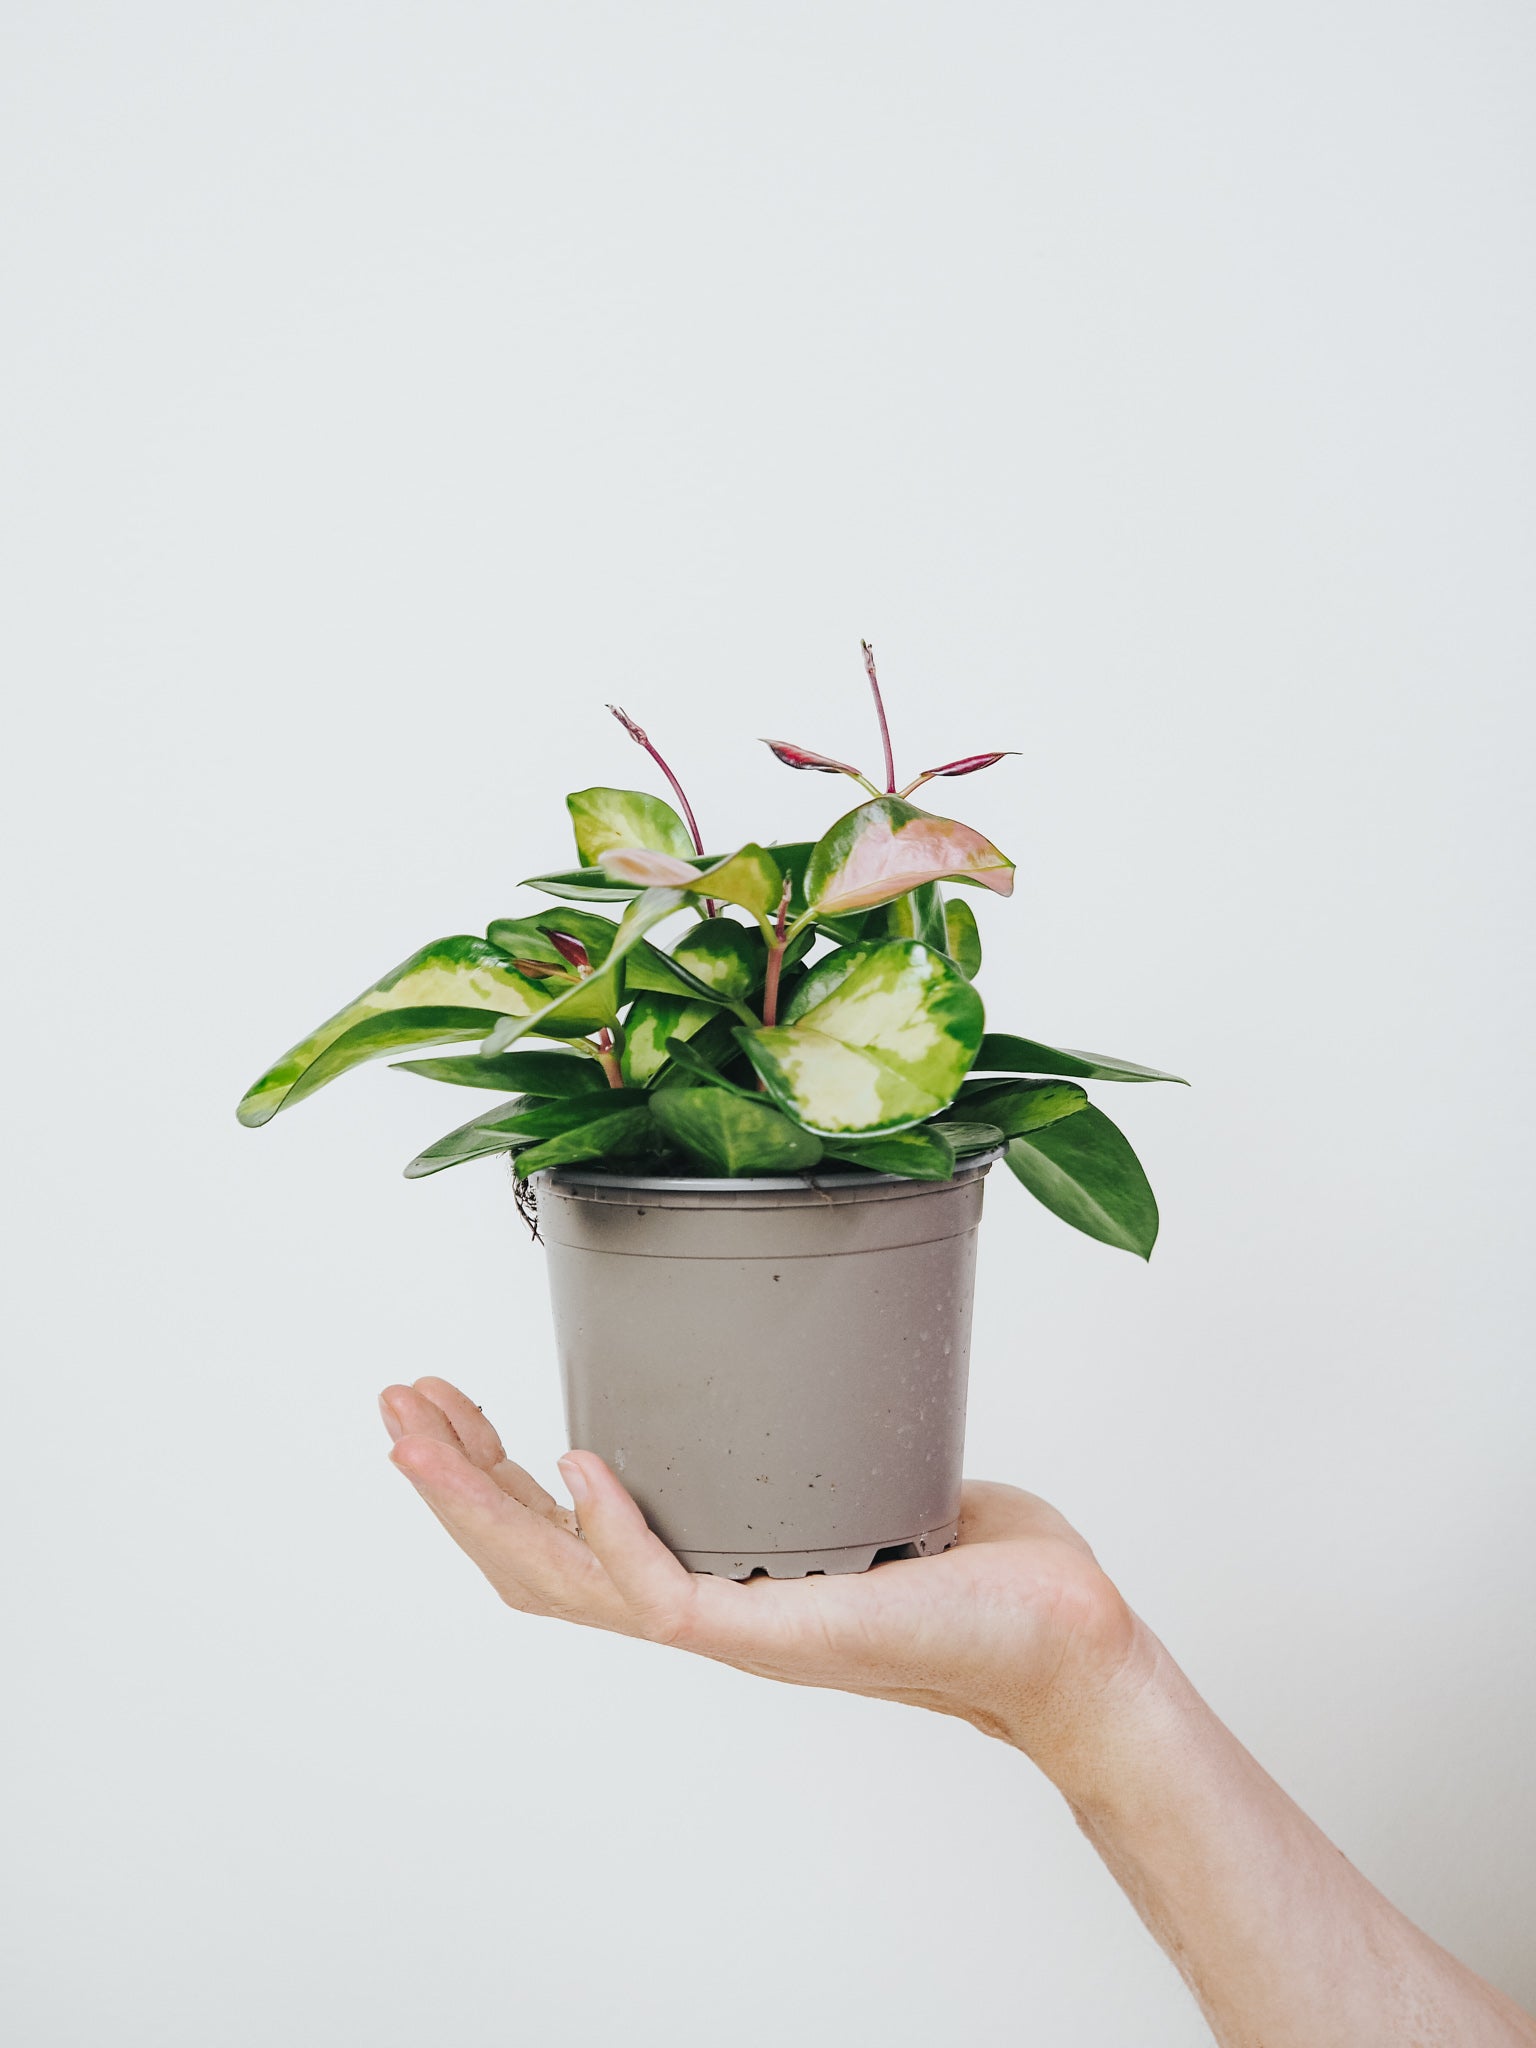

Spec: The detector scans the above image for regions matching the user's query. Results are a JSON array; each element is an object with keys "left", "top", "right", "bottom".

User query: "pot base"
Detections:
[{"left": 672, "top": 1519, "right": 960, "bottom": 1581}]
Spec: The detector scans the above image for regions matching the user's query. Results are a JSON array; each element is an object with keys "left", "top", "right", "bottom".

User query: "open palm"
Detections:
[{"left": 381, "top": 1377, "right": 1140, "bottom": 1753}]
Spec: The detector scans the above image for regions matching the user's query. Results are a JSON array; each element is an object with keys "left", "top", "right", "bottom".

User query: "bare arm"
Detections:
[{"left": 380, "top": 1377, "right": 1534, "bottom": 2048}]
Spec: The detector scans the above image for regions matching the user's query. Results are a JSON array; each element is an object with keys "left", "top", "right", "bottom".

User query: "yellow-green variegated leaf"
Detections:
[
  {"left": 944, "top": 898, "right": 982, "bottom": 977},
  {"left": 620, "top": 995, "right": 719, "bottom": 1085},
  {"left": 649, "top": 1089, "right": 823, "bottom": 1174},
  {"left": 567, "top": 787, "right": 694, "bottom": 866},
  {"left": 672, "top": 918, "right": 766, "bottom": 999},
  {"left": 804, "top": 796, "right": 1014, "bottom": 917},
  {"left": 513, "top": 1106, "right": 659, "bottom": 1179},
  {"left": 481, "top": 887, "right": 694, "bottom": 1055},
  {"left": 237, "top": 938, "right": 556, "bottom": 1128},
  {"left": 600, "top": 841, "right": 783, "bottom": 918},
  {"left": 735, "top": 939, "right": 984, "bottom": 1137},
  {"left": 870, "top": 881, "right": 948, "bottom": 950}
]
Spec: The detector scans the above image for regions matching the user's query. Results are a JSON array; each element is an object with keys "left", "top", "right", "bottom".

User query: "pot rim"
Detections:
[{"left": 540, "top": 1145, "right": 1005, "bottom": 1195}]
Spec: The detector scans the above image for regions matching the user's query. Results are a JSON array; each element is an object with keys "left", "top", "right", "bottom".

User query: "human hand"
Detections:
[{"left": 379, "top": 1376, "right": 1149, "bottom": 1777}]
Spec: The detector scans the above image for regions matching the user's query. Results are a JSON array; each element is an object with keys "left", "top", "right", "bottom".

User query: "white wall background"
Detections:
[{"left": 3, "top": 4, "right": 1533, "bottom": 2042}]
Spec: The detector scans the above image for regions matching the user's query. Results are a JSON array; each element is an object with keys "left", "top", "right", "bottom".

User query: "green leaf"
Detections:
[
  {"left": 926, "top": 1119, "right": 1005, "bottom": 1153},
  {"left": 804, "top": 796, "right": 1015, "bottom": 918},
  {"left": 973, "top": 1033, "right": 1188, "bottom": 1085},
  {"left": 518, "top": 865, "right": 654, "bottom": 904},
  {"left": 600, "top": 841, "right": 784, "bottom": 918},
  {"left": 958, "top": 1078, "right": 1088, "bottom": 1136},
  {"left": 822, "top": 1127, "right": 957, "bottom": 1180},
  {"left": 1005, "top": 1105, "right": 1160, "bottom": 1259},
  {"left": 486, "top": 907, "right": 620, "bottom": 967},
  {"left": 481, "top": 888, "right": 694, "bottom": 1055},
  {"left": 405, "top": 1091, "right": 650, "bottom": 1179},
  {"left": 779, "top": 939, "right": 884, "bottom": 1024},
  {"left": 736, "top": 939, "right": 985, "bottom": 1137},
  {"left": 393, "top": 1049, "right": 608, "bottom": 1095},
  {"left": 870, "top": 880, "right": 948, "bottom": 950},
  {"left": 649, "top": 1089, "right": 823, "bottom": 1174},
  {"left": 237, "top": 937, "right": 560, "bottom": 1128},
  {"left": 943, "top": 899, "right": 982, "bottom": 978},
  {"left": 513, "top": 1106, "right": 660, "bottom": 1180},
  {"left": 620, "top": 995, "right": 719, "bottom": 1085},
  {"left": 658, "top": 1032, "right": 759, "bottom": 1097},
  {"left": 672, "top": 918, "right": 766, "bottom": 1000},
  {"left": 650, "top": 1014, "right": 744, "bottom": 1091},
  {"left": 567, "top": 787, "right": 694, "bottom": 866}
]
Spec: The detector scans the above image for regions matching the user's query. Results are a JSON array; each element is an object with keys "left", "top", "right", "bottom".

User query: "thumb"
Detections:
[{"left": 559, "top": 1451, "right": 699, "bottom": 1647}]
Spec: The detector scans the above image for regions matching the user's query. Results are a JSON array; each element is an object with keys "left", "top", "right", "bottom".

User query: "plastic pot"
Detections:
[{"left": 533, "top": 1154, "right": 997, "bottom": 1579}]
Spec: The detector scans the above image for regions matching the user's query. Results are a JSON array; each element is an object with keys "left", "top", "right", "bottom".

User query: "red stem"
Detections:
[
  {"left": 760, "top": 878, "right": 793, "bottom": 1030},
  {"left": 608, "top": 704, "right": 715, "bottom": 914},
  {"left": 861, "top": 641, "right": 896, "bottom": 794},
  {"left": 596, "top": 1027, "right": 623, "bottom": 1089}
]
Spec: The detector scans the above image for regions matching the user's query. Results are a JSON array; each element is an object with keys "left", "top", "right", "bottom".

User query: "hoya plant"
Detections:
[{"left": 238, "top": 646, "right": 1184, "bottom": 1256}]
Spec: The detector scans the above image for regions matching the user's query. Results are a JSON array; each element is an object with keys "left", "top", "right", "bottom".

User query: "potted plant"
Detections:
[{"left": 238, "top": 645, "right": 1185, "bottom": 1577}]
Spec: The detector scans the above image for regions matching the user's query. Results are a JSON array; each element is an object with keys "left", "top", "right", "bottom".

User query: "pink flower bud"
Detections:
[
  {"left": 917, "top": 750, "right": 1017, "bottom": 779},
  {"left": 546, "top": 931, "right": 591, "bottom": 973},
  {"left": 760, "top": 738, "right": 864, "bottom": 777}
]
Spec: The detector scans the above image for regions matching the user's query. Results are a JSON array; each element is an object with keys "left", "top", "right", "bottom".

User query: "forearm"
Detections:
[{"left": 1027, "top": 1625, "right": 1536, "bottom": 2048}]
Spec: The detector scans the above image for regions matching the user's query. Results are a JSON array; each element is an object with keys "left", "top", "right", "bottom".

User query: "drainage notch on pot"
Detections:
[{"left": 536, "top": 1153, "right": 998, "bottom": 1579}]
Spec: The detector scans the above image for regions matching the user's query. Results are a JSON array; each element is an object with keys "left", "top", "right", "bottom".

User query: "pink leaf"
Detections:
[
  {"left": 598, "top": 847, "right": 701, "bottom": 886},
  {"left": 917, "top": 750, "right": 1018, "bottom": 779},
  {"left": 760, "top": 738, "right": 865, "bottom": 778}
]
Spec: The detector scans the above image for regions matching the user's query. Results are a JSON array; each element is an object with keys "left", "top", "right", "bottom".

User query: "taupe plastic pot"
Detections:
[{"left": 533, "top": 1153, "right": 999, "bottom": 1578}]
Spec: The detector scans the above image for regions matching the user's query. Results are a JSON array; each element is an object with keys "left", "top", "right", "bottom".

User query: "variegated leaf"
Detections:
[
  {"left": 803, "top": 796, "right": 1014, "bottom": 917},
  {"left": 672, "top": 918, "right": 766, "bottom": 1000},
  {"left": 567, "top": 787, "right": 694, "bottom": 866},
  {"left": 735, "top": 939, "right": 984, "bottom": 1137},
  {"left": 601, "top": 840, "right": 784, "bottom": 918},
  {"left": 649, "top": 1089, "right": 823, "bottom": 1174},
  {"left": 1005, "top": 1105, "right": 1159, "bottom": 1259},
  {"left": 870, "top": 880, "right": 948, "bottom": 950},
  {"left": 513, "top": 1106, "right": 659, "bottom": 1179},
  {"left": 943, "top": 898, "right": 982, "bottom": 977},
  {"left": 238, "top": 937, "right": 561, "bottom": 1128},
  {"left": 405, "top": 1092, "right": 652, "bottom": 1180},
  {"left": 620, "top": 994, "right": 720, "bottom": 1085}
]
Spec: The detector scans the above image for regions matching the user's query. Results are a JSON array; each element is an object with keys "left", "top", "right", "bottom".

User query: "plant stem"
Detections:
[
  {"left": 862, "top": 641, "right": 896, "bottom": 795},
  {"left": 760, "top": 877, "right": 793, "bottom": 1030},
  {"left": 596, "top": 1026, "right": 624, "bottom": 1089},
  {"left": 608, "top": 702, "right": 717, "bottom": 915}
]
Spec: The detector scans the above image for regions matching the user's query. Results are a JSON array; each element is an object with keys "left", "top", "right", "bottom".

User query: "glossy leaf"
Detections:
[
  {"left": 926, "top": 1119, "right": 1006, "bottom": 1153},
  {"left": 736, "top": 939, "right": 984, "bottom": 1137},
  {"left": 672, "top": 918, "right": 766, "bottom": 1000},
  {"left": 620, "top": 937, "right": 725, "bottom": 1003},
  {"left": 870, "top": 880, "right": 948, "bottom": 951},
  {"left": 481, "top": 888, "right": 693, "bottom": 1055},
  {"left": 601, "top": 840, "right": 784, "bottom": 918},
  {"left": 658, "top": 1032, "right": 759, "bottom": 1097},
  {"left": 393, "top": 1049, "right": 608, "bottom": 1094},
  {"left": 821, "top": 1127, "right": 957, "bottom": 1180},
  {"left": 620, "top": 995, "right": 719, "bottom": 1085},
  {"left": 944, "top": 899, "right": 982, "bottom": 977},
  {"left": 237, "top": 937, "right": 559, "bottom": 1128},
  {"left": 804, "top": 796, "right": 1014, "bottom": 917},
  {"left": 913, "top": 750, "right": 1017, "bottom": 781},
  {"left": 567, "top": 787, "right": 694, "bottom": 866},
  {"left": 958, "top": 1078, "right": 1088, "bottom": 1137},
  {"left": 513, "top": 1106, "right": 659, "bottom": 1180},
  {"left": 405, "top": 1091, "right": 651, "bottom": 1179},
  {"left": 1005, "top": 1105, "right": 1159, "bottom": 1259},
  {"left": 649, "top": 1089, "right": 823, "bottom": 1174},
  {"left": 760, "top": 738, "right": 866, "bottom": 779},
  {"left": 972, "top": 1033, "right": 1188, "bottom": 1086},
  {"left": 487, "top": 908, "right": 620, "bottom": 968}
]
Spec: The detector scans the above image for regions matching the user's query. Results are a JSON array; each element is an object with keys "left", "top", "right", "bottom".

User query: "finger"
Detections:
[
  {"left": 558, "top": 1452, "right": 699, "bottom": 1646},
  {"left": 412, "top": 1377, "right": 507, "bottom": 1470},
  {"left": 380, "top": 1384, "right": 464, "bottom": 1451},
  {"left": 406, "top": 1378, "right": 575, "bottom": 1524},
  {"left": 391, "top": 1434, "right": 618, "bottom": 1623}
]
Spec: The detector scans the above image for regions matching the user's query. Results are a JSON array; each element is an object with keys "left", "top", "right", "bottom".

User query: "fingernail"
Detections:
[
  {"left": 378, "top": 1392, "right": 405, "bottom": 1442},
  {"left": 558, "top": 1454, "right": 589, "bottom": 1505}
]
